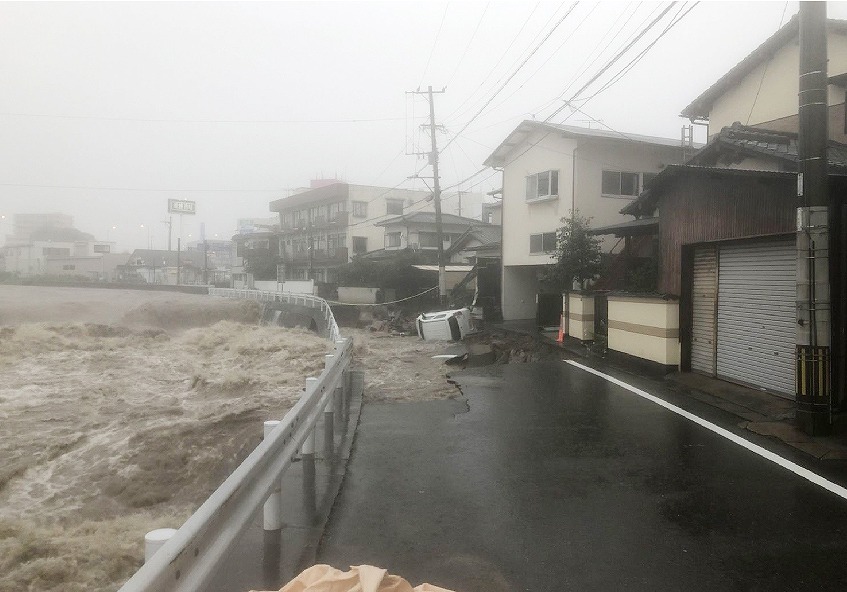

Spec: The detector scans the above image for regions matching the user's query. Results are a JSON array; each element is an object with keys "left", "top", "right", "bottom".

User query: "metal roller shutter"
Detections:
[
  {"left": 716, "top": 240, "right": 796, "bottom": 396},
  {"left": 691, "top": 246, "right": 717, "bottom": 375}
]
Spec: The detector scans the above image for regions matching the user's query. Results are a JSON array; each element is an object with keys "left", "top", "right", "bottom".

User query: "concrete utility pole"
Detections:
[
  {"left": 408, "top": 86, "right": 447, "bottom": 305},
  {"left": 427, "top": 86, "right": 448, "bottom": 305},
  {"left": 796, "top": 1, "right": 833, "bottom": 435}
]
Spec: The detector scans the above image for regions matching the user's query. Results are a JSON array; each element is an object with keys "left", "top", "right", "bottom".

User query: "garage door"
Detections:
[
  {"left": 691, "top": 246, "right": 717, "bottom": 375},
  {"left": 716, "top": 240, "right": 796, "bottom": 396}
]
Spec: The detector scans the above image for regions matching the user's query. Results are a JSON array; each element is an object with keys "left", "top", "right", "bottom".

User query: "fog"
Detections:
[{"left": 0, "top": 1, "right": 838, "bottom": 251}]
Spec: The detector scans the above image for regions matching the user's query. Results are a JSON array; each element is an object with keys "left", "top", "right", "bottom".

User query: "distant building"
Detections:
[
  {"left": 118, "top": 249, "right": 208, "bottom": 285},
  {"left": 1, "top": 220, "right": 115, "bottom": 278}
]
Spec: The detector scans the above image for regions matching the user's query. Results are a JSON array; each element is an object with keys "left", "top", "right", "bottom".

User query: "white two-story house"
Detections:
[{"left": 484, "top": 120, "right": 687, "bottom": 321}]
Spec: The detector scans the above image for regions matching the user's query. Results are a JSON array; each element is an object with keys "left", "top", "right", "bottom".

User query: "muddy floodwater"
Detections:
[{"left": 0, "top": 285, "right": 457, "bottom": 591}]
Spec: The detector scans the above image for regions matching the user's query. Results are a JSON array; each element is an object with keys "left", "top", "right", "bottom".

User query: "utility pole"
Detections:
[
  {"left": 796, "top": 1, "right": 833, "bottom": 435},
  {"left": 408, "top": 86, "right": 448, "bottom": 305},
  {"left": 176, "top": 237, "right": 181, "bottom": 285}
]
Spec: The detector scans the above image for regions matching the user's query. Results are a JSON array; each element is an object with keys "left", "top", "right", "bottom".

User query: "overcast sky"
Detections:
[{"left": 0, "top": 1, "right": 839, "bottom": 252}]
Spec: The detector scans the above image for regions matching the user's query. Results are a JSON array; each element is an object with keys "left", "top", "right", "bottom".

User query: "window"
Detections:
[
  {"left": 352, "top": 236, "right": 367, "bottom": 254},
  {"left": 602, "top": 170, "right": 656, "bottom": 197},
  {"left": 62, "top": 264, "right": 76, "bottom": 271},
  {"left": 328, "top": 202, "right": 345, "bottom": 221},
  {"left": 328, "top": 232, "right": 346, "bottom": 250},
  {"left": 93, "top": 244, "right": 110, "bottom": 254},
  {"left": 385, "top": 232, "right": 402, "bottom": 248},
  {"left": 526, "top": 170, "right": 559, "bottom": 201},
  {"left": 386, "top": 200, "right": 404, "bottom": 215},
  {"left": 529, "top": 232, "right": 557, "bottom": 254},
  {"left": 352, "top": 201, "right": 368, "bottom": 218},
  {"left": 419, "top": 232, "right": 439, "bottom": 248}
]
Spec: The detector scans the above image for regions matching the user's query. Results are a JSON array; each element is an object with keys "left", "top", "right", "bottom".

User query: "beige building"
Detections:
[
  {"left": 268, "top": 182, "right": 486, "bottom": 283},
  {"left": 484, "top": 121, "right": 687, "bottom": 321},
  {"left": 682, "top": 15, "right": 847, "bottom": 141}
]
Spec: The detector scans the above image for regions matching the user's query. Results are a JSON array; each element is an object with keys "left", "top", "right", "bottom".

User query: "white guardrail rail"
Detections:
[
  {"left": 118, "top": 290, "right": 351, "bottom": 592},
  {"left": 209, "top": 288, "right": 342, "bottom": 342}
]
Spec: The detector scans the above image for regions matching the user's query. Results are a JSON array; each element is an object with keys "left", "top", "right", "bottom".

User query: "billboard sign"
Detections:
[{"left": 168, "top": 199, "right": 196, "bottom": 215}]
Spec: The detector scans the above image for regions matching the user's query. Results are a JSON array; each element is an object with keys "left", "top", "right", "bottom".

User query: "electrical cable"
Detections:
[
  {"left": 746, "top": 1, "right": 790, "bottom": 125},
  {"left": 445, "top": 2, "right": 490, "bottom": 88},
  {"left": 418, "top": 3, "right": 450, "bottom": 89},
  {"left": 325, "top": 285, "right": 438, "bottom": 306},
  {"left": 545, "top": 2, "right": 677, "bottom": 122},
  {"left": 443, "top": 2, "right": 541, "bottom": 122},
  {"left": 440, "top": 2, "right": 580, "bottom": 155}
]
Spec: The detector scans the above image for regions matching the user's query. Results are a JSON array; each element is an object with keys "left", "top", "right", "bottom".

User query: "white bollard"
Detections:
[
  {"left": 144, "top": 528, "right": 177, "bottom": 562},
  {"left": 262, "top": 420, "right": 283, "bottom": 530}
]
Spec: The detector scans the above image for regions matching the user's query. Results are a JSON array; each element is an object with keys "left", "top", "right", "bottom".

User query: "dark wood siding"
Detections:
[{"left": 658, "top": 173, "right": 796, "bottom": 295}]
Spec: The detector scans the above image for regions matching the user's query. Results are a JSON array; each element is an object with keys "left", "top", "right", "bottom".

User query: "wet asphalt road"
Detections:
[{"left": 317, "top": 361, "right": 847, "bottom": 591}]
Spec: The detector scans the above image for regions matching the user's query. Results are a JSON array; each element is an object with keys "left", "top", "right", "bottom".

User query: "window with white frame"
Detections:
[
  {"left": 352, "top": 201, "right": 368, "bottom": 218},
  {"left": 529, "top": 232, "right": 557, "bottom": 254},
  {"left": 601, "top": 170, "right": 656, "bottom": 197},
  {"left": 526, "top": 170, "right": 559, "bottom": 201},
  {"left": 385, "top": 232, "right": 402, "bottom": 248},
  {"left": 386, "top": 199, "right": 404, "bottom": 215}
]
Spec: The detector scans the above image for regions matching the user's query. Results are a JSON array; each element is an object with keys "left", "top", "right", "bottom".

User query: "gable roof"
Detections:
[
  {"left": 445, "top": 225, "right": 502, "bottom": 258},
  {"left": 483, "top": 120, "right": 683, "bottom": 168},
  {"left": 681, "top": 16, "right": 847, "bottom": 120},
  {"left": 688, "top": 122, "right": 847, "bottom": 171},
  {"left": 375, "top": 212, "right": 492, "bottom": 228}
]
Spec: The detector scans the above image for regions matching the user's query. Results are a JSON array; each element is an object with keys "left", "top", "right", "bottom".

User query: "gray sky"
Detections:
[{"left": 0, "top": 1, "right": 836, "bottom": 251}]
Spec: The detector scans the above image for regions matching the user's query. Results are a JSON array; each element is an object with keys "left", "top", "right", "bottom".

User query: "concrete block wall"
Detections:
[
  {"left": 567, "top": 293, "right": 594, "bottom": 341},
  {"left": 607, "top": 295, "right": 679, "bottom": 366}
]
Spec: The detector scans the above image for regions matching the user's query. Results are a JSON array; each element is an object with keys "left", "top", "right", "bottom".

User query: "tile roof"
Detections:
[{"left": 690, "top": 123, "right": 847, "bottom": 171}]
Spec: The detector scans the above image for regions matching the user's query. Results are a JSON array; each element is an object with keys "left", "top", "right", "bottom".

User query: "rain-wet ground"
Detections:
[{"left": 317, "top": 361, "right": 847, "bottom": 592}]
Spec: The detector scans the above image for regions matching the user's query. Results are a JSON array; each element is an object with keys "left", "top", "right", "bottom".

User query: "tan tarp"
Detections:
[{"left": 253, "top": 564, "right": 456, "bottom": 592}]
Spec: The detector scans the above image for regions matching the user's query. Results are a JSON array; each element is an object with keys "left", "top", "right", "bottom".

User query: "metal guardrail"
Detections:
[
  {"left": 209, "top": 288, "right": 341, "bottom": 342},
  {"left": 119, "top": 337, "right": 353, "bottom": 592}
]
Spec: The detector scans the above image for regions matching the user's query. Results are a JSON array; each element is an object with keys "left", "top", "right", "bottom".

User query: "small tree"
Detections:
[{"left": 544, "top": 211, "right": 602, "bottom": 291}]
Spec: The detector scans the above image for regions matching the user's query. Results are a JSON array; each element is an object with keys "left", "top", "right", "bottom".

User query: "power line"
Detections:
[
  {"left": 443, "top": 2, "right": 541, "bottom": 122},
  {"left": 418, "top": 3, "right": 450, "bottom": 89},
  {"left": 445, "top": 2, "right": 490, "bottom": 88},
  {"left": 545, "top": 2, "right": 677, "bottom": 122},
  {"left": 529, "top": 1, "right": 646, "bottom": 118},
  {"left": 567, "top": 1, "right": 699, "bottom": 112},
  {"left": 485, "top": 2, "right": 601, "bottom": 115},
  {"left": 746, "top": 1, "right": 790, "bottom": 125},
  {"left": 440, "top": 2, "right": 580, "bottom": 155}
]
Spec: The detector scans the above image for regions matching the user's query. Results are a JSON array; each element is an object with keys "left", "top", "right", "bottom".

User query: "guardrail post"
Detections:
[
  {"left": 262, "top": 420, "right": 283, "bottom": 531},
  {"left": 144, "top": 528, "right": 176, "bottom": 563},
  {"left": 334, "top": 386, "right": 343, "bottom": 430},
  {"left": 324, "top": 355, "right": 337, "bottom": 457},
  {"left": 302, "top": 377, "right": 318, "bottom": 521}
]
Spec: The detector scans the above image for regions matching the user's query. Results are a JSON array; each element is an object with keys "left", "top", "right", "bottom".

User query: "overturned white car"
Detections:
[{"left": 416, "top": 308, "right": 474, "bottom": 341}]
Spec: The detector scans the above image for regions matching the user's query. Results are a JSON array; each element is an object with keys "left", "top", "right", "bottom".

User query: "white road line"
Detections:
[{"left": 565, "top": 359, "right": 847, "bottom": 502}]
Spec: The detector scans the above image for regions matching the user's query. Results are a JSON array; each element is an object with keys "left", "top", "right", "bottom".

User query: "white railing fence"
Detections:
[
  {"left": 209, "top": 288, "right": 341, "bottom": 342},
  {"left": 118, "top": 288, "right": 355, "bottom": 592}
]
